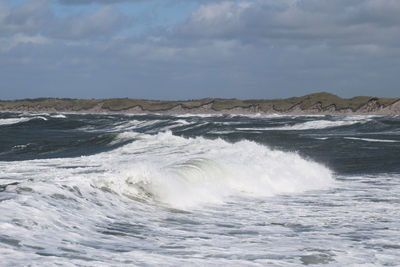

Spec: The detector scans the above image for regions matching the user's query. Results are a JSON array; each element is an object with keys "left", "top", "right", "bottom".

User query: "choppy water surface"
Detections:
[{"left": 0, "top": 112, "right": 399, "bottom": 266}]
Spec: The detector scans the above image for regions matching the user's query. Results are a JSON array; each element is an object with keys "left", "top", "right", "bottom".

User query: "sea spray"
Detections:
[
  {"left": 93, "top": 131, "right": 334, "bottom": 209},
  {"left": 1, "top": 131, "right": 334, "bottom": 210}
]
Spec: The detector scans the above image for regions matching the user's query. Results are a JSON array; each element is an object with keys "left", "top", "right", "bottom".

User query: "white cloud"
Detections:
[
  {"left": 0, "top": 33, "right": 51, "bottom": 52},
  {"left": 176, "top": 0, "right": 400, "bottom": 50}
]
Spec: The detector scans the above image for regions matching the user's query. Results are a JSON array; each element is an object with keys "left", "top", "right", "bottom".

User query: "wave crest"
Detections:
[{"left": 93, "top": 132, "right": 334, "bottom": 209}]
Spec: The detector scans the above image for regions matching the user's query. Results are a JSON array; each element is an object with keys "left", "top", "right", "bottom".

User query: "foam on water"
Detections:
[
  {"left": 344, "top": 137, "right": 399, "bottom": 143},
  {"left": 96, "top": 132, "right": 334, "bottom": 209},
  {"left": 0, "top": 116, "right": 47, "bottom": 126},
  {"left": 111, "top": 119, "right": 164, "bottom": 132},
  {"left": 1, "top": 114, "right": 400, "bottom": 265},
  {"left": 237, "top": 118, "right": 369, "bottom": 131},
  {"left": 0, "top": 131, "right": 334, "bottom": 209},
  {"left": 50, "top": 114, "right": 67, "bottom": 119},
  {"left": 0, "top": 131, "right": 334, "bottom": 264},
  {"left": 99, "top": 119, "right": 193, "bottom": 134},
  {"left": 174, "top": 113, "right": 225, "bottom": 118},
  {"left": 0, "top": 118, "right": 29, "bottom": 126}
]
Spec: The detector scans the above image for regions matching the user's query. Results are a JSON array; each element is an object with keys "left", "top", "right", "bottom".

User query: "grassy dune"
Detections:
[{"left": 0, "top": 92, "right": 398, "bottom": 113}]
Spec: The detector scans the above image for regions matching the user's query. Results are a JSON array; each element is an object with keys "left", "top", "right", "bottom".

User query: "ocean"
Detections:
[{"left": 0, "top": 112, "right": 399, "bottom": 266}]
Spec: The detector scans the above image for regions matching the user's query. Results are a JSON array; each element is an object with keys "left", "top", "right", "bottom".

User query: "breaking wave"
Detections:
[
  {"left": 1, "top": 131, "right": 334, "bottom": 210},
  {"left": 237, "top": 118, "right": 370, "bottom": 131},
  {"left": 0, "top": 116, "right": 47, "bottom": 126},
  {"left": 2, "top": 113, "right": 399, "bottom": 265},
  {"left": 344, "top": 137, "right": 399, "bottom": 143}
]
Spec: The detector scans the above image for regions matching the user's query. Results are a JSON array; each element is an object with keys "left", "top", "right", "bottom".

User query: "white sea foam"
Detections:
[
  {"left": 0, "top": 116, "right": 47, "bottom": 126},
  {"left": 26, "top": 112, "right": 50, "bottom": 116},
  {"left": 227, "top": 113, "right": 327, "bottom": 119},
  {"left": 85, "top": 132, "right": 334, "bottom": 209},
  {"left": 0, "top": 118, "right": 30, "bottom": 125},
  {"left": 51, "top": 114, "right": 67, "bottom": 119},
  {"left": 82, "top": 119, "right": 166, "bottom": 133},
  {"left": 111, "top": 119, "right": 172, "bottom": 132},
  {"left": 1, "top": 117, "right": 399, "bottom": 266},
  {"left": 151, "top": 119, "right": 193, "bottom": 132},
  {"left": 35, "top": 116, "right": 48, "bottom": 121},
  {"left": 174, "top": 113, "right": 225, "bottom": 118},
  {"left": 344, "top": 137, "right": 399, "bottom": 143},
  {"left": 174, "top": 119, "right": 190, "bottom": 125},
  {"left": 237, "top": 118, "right": 369, "bottom": 131},
  {"left": 0, "top": 132, "right": 333, "bottom": 211},
  {"left": 208, "top": 130, "right": 238, "bottom": 134}
]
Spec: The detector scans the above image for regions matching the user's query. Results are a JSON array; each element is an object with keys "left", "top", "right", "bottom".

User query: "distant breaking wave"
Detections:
[
  {"left": 0, "top": 116, "right": 47, "bottom": 126},
  {"left": 344, "top": 137, "right": 399, "bottom": 143},
  {"left": 237, "top": 118, "right": 370, "bottom": 131}
]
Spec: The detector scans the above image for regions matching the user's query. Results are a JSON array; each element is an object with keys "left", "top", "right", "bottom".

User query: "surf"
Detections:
[
  {"left": 65, "top": 131, "right": 335, "bottom": 209},
  {"left": 0, "top": 131, "right": 334, "bottom": 210}
]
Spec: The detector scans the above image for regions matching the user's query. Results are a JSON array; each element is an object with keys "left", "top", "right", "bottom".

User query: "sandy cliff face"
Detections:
[
  {"left": 282, "top": 98, "right": 399, "bottom": 115},
  {"left": 1, "top": 94, "right": 399, "bottom": 114},
  {"left": 379, "top": 100, "right": 400, "bottom": 114},
  {"left": 356, "top": 99, "right": 382, "bottom": 113}
]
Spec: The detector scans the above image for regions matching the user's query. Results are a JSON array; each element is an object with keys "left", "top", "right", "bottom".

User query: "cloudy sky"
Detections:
[{"left": 0, "top": 0, "right": 399, "bottom": 100}]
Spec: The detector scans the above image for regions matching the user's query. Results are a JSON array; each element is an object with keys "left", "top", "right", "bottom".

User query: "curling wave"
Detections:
[
  {"left": 0, "top": 131, "right": 334, "bottom": 210},
  {"left": 92, "top": 131, "right": 334, "bottom": 209}
]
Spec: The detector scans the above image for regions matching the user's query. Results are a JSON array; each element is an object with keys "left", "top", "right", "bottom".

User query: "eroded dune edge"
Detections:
[{"left": 1, "top": 92, "right": 399, "bottom": 115}]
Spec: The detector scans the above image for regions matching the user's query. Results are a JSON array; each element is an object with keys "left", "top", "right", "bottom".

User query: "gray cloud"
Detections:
[
  {"left": 0, "top": 0, "right": 50, "bottom": 34},
  {"left": 58, "top": 0, "right": 146, "bottom": 4},
  {"left": 1, "top": 0, "right": 400, "bottom": 100},
  {"left": 0, "top": 0, "right": 128, "bottom": 40},
  {"left": 177, "top": 0, "right": 400, "bottom": 50}
]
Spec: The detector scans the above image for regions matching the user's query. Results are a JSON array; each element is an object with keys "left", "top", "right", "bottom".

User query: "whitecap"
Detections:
[
  {"left": 0, "top": 118, "right": 31, "bottom": 126},
  {"left": 93, "top": 131, "right": 334, "bottom": 209},
  {"left": 237, "top": 119, "right": 368, "bottom": 131},
  {"left": 0, "top": 131, "right": 334, "bottom": 210},
  {"left": 51, "top": 114, "right": 67, "bottom": 119},
  {"left": 344, "top": 137, "right": 399, "bottom": 143},
  {"left": 0, "top": 116, "right": 47, "bottom": 126}
]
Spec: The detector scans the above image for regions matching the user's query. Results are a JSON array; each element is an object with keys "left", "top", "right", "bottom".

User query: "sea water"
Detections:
[{"left": 0, "top": 113, "right": 399, "bottom": 266}]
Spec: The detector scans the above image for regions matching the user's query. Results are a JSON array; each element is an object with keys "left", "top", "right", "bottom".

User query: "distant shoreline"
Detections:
[{"left": 1, "top": 92, "right": 399, "bottom": 115}]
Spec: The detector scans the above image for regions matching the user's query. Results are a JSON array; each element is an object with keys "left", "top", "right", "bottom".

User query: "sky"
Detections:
[{"left": 0, "top": 0, "right": 399, "bottom": 100}]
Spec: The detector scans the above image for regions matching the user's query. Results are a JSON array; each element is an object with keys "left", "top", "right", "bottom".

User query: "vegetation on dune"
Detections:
[
  {"left": 211, "top": 99, "right": 249, "bottom": 111},
  {"left": 0, "top": 92, "right": 398, "bottom": 113},
  {"left": 101, "top": 98, "right": 215, "bottom": 111},
  {"left": 376, "top": 97, "right": 399, "bottom": 107},
  {"left": 0, "top": 98, "right": 100, "bottom": 111},
  {"left": 246, "top": 92, "right": 399, "bottom": 112}
]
